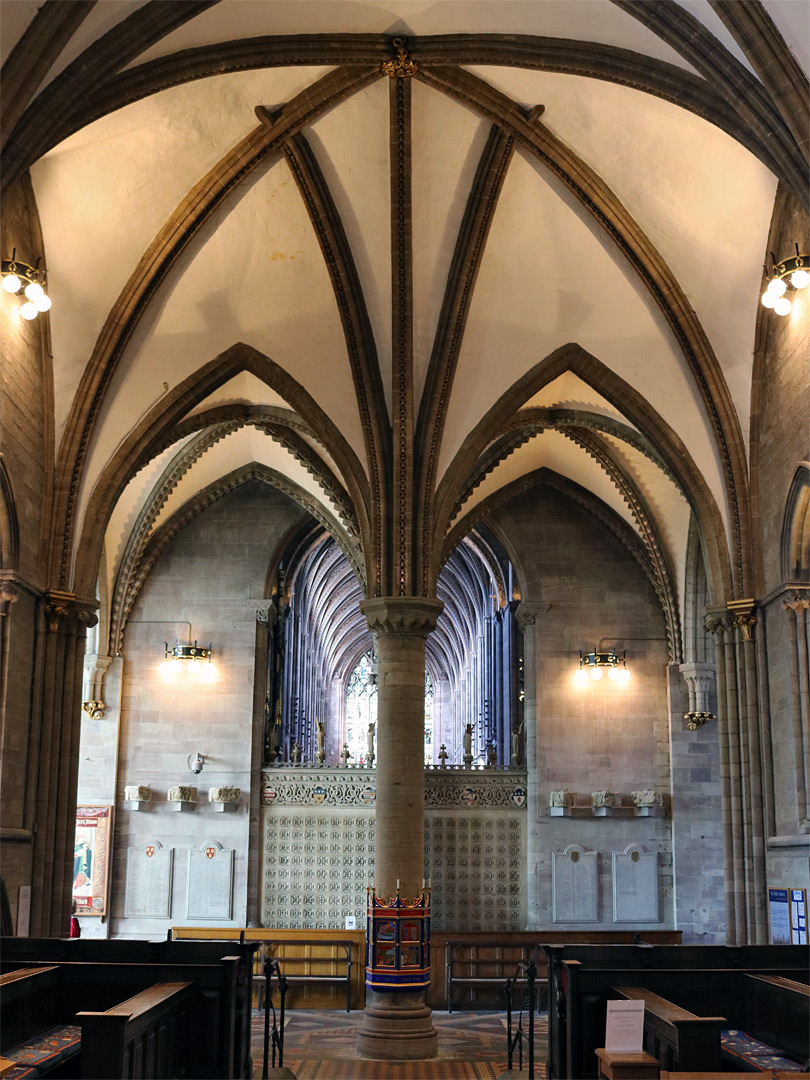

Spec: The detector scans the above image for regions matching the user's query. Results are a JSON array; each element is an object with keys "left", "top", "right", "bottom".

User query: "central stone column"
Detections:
[{"left": 356, "top": 597, "right": 442, "bottom": 1060}]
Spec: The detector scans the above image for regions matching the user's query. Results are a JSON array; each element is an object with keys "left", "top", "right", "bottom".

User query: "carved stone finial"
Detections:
[{"left": 381, "top": 37, "right": 418, "bottom": 79}]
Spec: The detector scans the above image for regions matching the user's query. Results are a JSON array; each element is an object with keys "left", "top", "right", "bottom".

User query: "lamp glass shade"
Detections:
[
  {"left": 766, "top": 277, "right": 786, "bottom": 297},
  {"left": 19, "top": 301, "right": 38, "bottom": 320},
  {"left": 24, "top": 281, "right": 44, "bottom": 302},
  {"left": 761, "top": 290, "right": 775, "bottom": 309},
  {"left": 159, "top": 660, "right": 176, "bottom": 680},
  {"left": 2, "top": 274, "right": 21, "bottom": 293},
  {"left": 200, "top": 663, "right": 217, "bottom": 684},
  {"left": 573, "top": 668, "right": 588, "bottom": 687},
  {"left": 589, "top": 666, "right": 603, "bottom": 681},
  {"left": 607, "top": 666, "right": 620, "bottom": 681},
  {"left": 615, "top": 668, "right": 631, "bottom": 684},
  {"left": 774, "top": 296, "right": 792, "bottom": 316},
  {"left": 790, "top": 269, "right": 810, "bottom": 289},
  {"left": 34, "top": 293, "right": 51, "bottom": 312}
]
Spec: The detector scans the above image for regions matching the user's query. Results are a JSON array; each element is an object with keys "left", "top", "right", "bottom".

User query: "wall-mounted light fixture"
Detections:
[
  {"left": 160, "top": 640, "right": 216, "bottom": 683},
  {"left": 574, "top": 645, "right": 630, "bottom": 686},
  {"left": 761, "top": 244, "right": 809, "bottom": 316},
  {"left": 2, "top": 249, "right": 51, "bottom": 319}
]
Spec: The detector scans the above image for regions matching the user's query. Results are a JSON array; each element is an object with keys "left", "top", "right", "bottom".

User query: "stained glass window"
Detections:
[{"left": 345, "top": 653, "right": 377, "bottom": 764}]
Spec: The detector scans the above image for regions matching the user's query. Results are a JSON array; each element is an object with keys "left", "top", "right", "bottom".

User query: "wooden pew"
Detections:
[
  {"left": 78, "top": 981, "right": 193, "bottom": 1079},
  {"left": 429, "top": 929, "right": 682, "bottom": 1009},
  {"left": 1, "top": 937, "right": 257, "bottom": 1079},
  {"left": 612, "top": 984, "right": 725, "bottom": 1072},
  {"left": 171, "top": 926, "right": 367, "bottom": 1010},
  {"left": 545, "top": 944, "right": 810, "bottom": 1080},
  {"left": 445, "top": 940, "right": 545, "bottom": 1013},
  {"left": 0, "top": 966, "right": 82, "bottom": 1076},
  {"left": 259, "top": 939, "right": 353, "bottom": 1012}
]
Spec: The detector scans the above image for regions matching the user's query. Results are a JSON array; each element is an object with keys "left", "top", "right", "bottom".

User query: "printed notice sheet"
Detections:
[{"left": 605, "top": 999, "right": 645, "bottom": 1053}]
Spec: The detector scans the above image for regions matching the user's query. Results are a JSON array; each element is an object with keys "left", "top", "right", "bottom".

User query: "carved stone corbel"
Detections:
[{"left": 0, "top": 584, "right": 18, "bottom": 616}]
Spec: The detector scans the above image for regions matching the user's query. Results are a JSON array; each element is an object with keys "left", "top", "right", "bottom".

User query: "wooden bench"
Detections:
[
  {"left": 544, "top": 944, "right": 810, "bottom": 1080},
  {"left": 446, "top": 940, "right": 546, "bottom": 1013},
  {"left": 256, "top": 939, "right": 353, "bottom": 1012},
  {"left": 0, "top": 966, "right": 82, "bottom": 1078},
  {"left": 612, "top": 984, "right": 725, "bottom": 1072},
  {"left": 1, "top": 937, "right": 258, "bottom": 1078},
  {"left": 171, "top": 927, "right": 367, "bottom": 1010},
  {"left": 429, "top": 930, "right": 682, "bottom": 1009},
  {"left": 77, "top": 981, "right": 193, "bottom": 1079}
]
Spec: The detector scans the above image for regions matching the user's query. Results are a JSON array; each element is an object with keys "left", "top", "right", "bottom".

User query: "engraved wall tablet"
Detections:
[
  {"left": 612, "top": 844, "right": 660, "bottom": 923},
  {"left": 552, "top": 844, "right": 598, "bottom": 923},
  {"left": 187, "top": 840, "right": 234, "bottom": 920},
  {"left": 125, "top": 839, "right": 174, "bottom": 917}
]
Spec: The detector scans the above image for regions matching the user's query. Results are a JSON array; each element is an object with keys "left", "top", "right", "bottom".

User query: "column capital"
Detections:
[
  {"left": 727, "top": 598, "right": 757, "bottom": 640},
  {"left": 360, "top": 597, "right": 443, "bottom": 636}
]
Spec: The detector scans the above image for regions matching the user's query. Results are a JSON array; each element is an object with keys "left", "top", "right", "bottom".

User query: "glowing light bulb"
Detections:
[
  {"left": 574, "top": 668, "right": 588, "bottom": 688},
  {"left": 170, "top": 658, "right": 182, "bottom": 673},
  {"left": 19, "top": 301, "right": 38, "bottom": 320},
  {"left": 160, "top": 660, "right": 176, "bottom": 680},
  {"left": 24, "top": 281, "right": 43, "bottom": 302},
  {"left": 766, "top": 277, "right": 786, "bottom": 297},
  {"left": 188, "top": 658, "right": 199, "bottom": 672},
  {"left": 774, "top": 296, "right": 792, "bottom": 316},
  {"left": 616, "top": 668, "right": 631, "bottom": 684},
  {"left": 201, "top": 663, "right": 217, "bottom": 684},
  {"left": 607, "top": 666, "right": 621, "bottom": 681},
  {"left": 34, "top": 293, "right": 51, "bottom": 312},
  {"left": 589, "top": 666, "right": 603, "bottom": 681},
  {"left": 790, "top": 269, "right": 809, "bottom": 289},
  {"left": 2, "top": 273, "right": 21, "bottom": 293},
  {"left": 761, "top": 290, "right": 775, "bottom": 309}
]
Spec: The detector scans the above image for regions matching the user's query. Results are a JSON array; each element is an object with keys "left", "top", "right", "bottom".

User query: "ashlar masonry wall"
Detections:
[
  {"left": 76, "top": 480, "right": 306, "bottom": 937},
  {"left": 492, "top": 483, "right": 724, "bottom": 941}
]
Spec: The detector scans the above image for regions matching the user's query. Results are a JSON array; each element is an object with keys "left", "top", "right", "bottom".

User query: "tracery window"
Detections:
[
  {"left": 424, "top": 670, "right": 434, "bottom": 764},
  {"left": 344, "top": 654, "right": 435, "bottom": 765},
  {"left": 345, "top": 652, "right": 377, "bottom": 764}
]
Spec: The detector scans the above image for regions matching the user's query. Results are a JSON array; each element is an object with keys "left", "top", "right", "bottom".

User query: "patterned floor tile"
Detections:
[{"left": 251, "top": 1009, "right": 547, "bottom": 1079}]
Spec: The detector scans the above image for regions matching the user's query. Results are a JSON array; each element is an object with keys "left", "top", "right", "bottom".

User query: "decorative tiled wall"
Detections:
[
  {"left": 260, "top": 792, "right": 527, "bottom": 930},
  {"left": 262, "top": 810, "right": 375, "bottom": 928},
  {"left": 426, "top": 813, "right": 525, "bottom": 931}
]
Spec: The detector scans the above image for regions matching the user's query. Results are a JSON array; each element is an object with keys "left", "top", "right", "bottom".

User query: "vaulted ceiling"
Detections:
[{"left": 2, "top": 0, "right": 808, "bottom": 663}]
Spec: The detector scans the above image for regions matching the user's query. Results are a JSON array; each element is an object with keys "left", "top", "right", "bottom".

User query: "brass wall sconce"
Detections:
[
  {"left": 160, "top": 640, "right": 216, "bottom": 683},
  {"left": 761, "top": 244, "right": 809, "bottom": 316},
  {"left": 2, "top": 249, "right": 51, "bottom": 319},
  {"left": 574, "top": 644, "right": 630, "bottom": 686}
]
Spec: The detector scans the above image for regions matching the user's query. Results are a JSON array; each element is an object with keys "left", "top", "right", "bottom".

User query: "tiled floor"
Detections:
[{"left": 251, "top": 1009, "right": 548, "bottom": 1079}]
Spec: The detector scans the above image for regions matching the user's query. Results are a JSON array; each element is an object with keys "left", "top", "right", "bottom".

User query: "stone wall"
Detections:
[
  {"left": 0, "top": 178, "right": 52, "bottom": 932},
  {"left": 491, "top": 483, "right": 715, "bottom": 938},
  {"left": 751, "top": 189, "right": 810, "bottom": 896},
  {"left": 76, "top": 480, "right": 306, "bottom": 936}
]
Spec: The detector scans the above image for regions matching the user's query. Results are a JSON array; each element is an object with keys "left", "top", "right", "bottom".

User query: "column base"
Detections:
[{"left": 356, "top": 990, "right": 438, "bottom": 1060}]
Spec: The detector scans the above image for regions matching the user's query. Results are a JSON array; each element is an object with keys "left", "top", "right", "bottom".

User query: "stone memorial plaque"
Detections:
[
  {"left": 125, "top": 840, "right": 173, "bottom": 917},
  {"left": 552, "top": 845, "right": 598, "bottom": 923},
  {"left": 187, "top": 841, "right": 234, "bottom": 920},
  {"left": 612, "top": 845, "right": 659, "bottom": 923}
]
